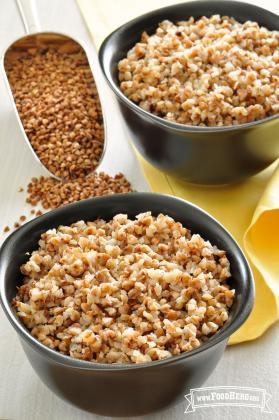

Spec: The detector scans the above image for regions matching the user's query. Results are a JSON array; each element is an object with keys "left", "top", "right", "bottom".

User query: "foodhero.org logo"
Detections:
[{"left": 184, "top": 386, "right": 272, "bottom": 413}]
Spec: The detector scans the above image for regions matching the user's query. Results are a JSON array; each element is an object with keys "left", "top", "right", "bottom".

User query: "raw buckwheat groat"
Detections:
[
  {"left": 13, "top": 212, "right": 235, "bottom": 364},
  {"left": 2, "top": 49, "right": 134, "bottom": 234},
  {"left": 118, "top": 15, "right": 279, "bottom": 126},
  {"left": 6, "top": 48, "right": 104, "bottom": 179},
  {"left": 26, "top": 172, "right": 133, "bottom": 209}
]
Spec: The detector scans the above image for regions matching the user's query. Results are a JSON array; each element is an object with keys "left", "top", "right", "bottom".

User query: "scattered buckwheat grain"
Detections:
[
  {"left": 26, "top": 172, "right": 133, "bottom": 209},
  {"left": 13, "top": 212, "right": 235, "bottom": 364},
  {"left": 118, "top": 15, "right": 279, "bottom": 126}
]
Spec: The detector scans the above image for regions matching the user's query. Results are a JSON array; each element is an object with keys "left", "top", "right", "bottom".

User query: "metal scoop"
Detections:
[{"left": 2, "top": 0, "right": 106, "bottom": 180}]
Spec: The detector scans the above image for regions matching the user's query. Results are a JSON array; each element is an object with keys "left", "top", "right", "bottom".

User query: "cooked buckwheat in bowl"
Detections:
[
  {"left": 0, "top": 193, "right": 254, "bottom": 416},
  {"left": 99, "top": 0, "right": 279, "bottom": 184},
  {"left": 13, "top": 212, "right": 234, "bottom": 364},
  {"left": 118, "top": 15, "right": 279, "bottom": 127}
]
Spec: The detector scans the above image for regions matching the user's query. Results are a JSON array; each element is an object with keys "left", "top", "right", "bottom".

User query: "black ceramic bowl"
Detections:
[
  {"left": 99, "top": 0, "right": 279, "bottom": 185},
  {"left": 0, "top": 193, "right": 254, "bottom": 416}
]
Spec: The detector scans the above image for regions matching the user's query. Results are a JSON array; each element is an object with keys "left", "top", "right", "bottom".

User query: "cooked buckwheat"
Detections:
[
  {"left": 13, "top": 212, "right": 235, "bottom": 364},
  {"left": 118, "top": 15, "right": 279, "bottom": 126}
]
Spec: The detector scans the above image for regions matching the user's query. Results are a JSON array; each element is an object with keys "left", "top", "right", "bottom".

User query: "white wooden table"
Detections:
[{"left": 0, "top": 1, "right": 278, "bottom": 419}]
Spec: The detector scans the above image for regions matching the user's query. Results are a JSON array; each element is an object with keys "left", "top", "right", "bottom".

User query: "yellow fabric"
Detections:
[{"left": 77, "top": 0, "right": 279, "bottom": 344}]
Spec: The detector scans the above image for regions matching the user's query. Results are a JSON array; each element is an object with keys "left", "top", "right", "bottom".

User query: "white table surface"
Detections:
[{"left": 0, "top": 1, "right": 278, "bottom": 419}]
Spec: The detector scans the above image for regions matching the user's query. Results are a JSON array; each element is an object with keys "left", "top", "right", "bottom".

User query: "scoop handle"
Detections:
[{"left": 16, "top": 0, "right": 41, "bottom": 34}]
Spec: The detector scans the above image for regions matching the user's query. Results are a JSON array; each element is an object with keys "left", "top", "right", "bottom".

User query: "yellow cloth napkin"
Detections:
[{"left": 77, "top": 0, "right": 279, "bottom": 344}]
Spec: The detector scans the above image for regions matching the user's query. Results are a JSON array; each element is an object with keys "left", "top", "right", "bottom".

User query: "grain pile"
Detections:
[
  {"left": 26, "top": 173, "right": 133, "bottom": 209},
  {"left": 1, "top": 48, "right": 133, "bottom": 234},
  {"left": 13, "top": 212, "right": 235, "bottom": 364},
  {"left": 119, "top": 15, "right": 279, "bottom": 126},
  {"left": 2, "top": 173, "right": 132, "bottom": 233},
  {"left": 6, "top": 48, "right": 104, "bottom": 179}
]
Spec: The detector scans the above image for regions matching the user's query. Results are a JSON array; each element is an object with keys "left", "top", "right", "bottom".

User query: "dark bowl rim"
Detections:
[
  {"left": 98, "top": 0, "right": 279, "bottom": 133},
  {"left": 0, "top": 192, "right": 255, "bottom": 371}
]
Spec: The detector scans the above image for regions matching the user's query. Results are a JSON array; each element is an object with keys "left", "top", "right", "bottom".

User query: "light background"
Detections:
[{"left": 0, "top": 1, "right": 278, "bottom": 419}]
